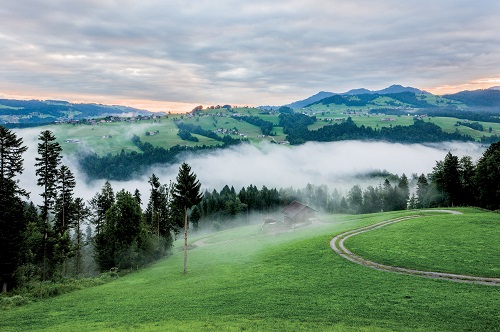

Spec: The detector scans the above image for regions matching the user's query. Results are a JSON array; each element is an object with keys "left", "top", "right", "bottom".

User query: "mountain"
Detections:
[
  {"left": 372, "top": 84, "right": 428, "bottom": 95},
  {"left": 342, "top": 85, "right": 428, "bottom": 95},
  {"left": 286, "top": 91, "right": 335, "bottom": 109},
  {"left": 285, "top": 85, "right": 428, "bottom": 109},
  {"left": 443, "top": 89, "right": 500, "bottom": 108},
  {"left": 341, "top": 88, "right": 372, "bottom": 95},
  {"left": 489, "top": 86, "right": 500, "bottom": 90},
  {"left": 0, "top": 98, "right": 152, "bottom": 125}
]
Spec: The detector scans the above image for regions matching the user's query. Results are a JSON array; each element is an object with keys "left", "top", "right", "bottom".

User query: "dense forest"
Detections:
[
  {"left": 1, "top": 125, "right": 499, "bottom": 301},
  {"left": 280, "top": 115, "right": 473, "bottom": 145},
  {"left": 79, "top": 134, "right": 243, "bottom": 180},
  {"left": 232, "top": 115, "right": 274, "bottom": 136},
  {"left": 307, "top": 91, "right": 436, "bottom": 108},
  {"left": 443, "top": 89, "right": 500, "bottom": 108}
]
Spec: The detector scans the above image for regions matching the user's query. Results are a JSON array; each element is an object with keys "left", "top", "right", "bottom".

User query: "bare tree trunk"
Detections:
[
  {"left": 183, "top": 206, "right": 188, "bottom": 274},
  {"left": 2, "top": 281, "right": 7, "bottom": 294}
]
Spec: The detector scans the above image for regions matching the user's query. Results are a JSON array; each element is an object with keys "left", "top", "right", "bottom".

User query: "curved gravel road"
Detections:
[{"left": 330, "top": 211, "right": 500, "bottom": 286}]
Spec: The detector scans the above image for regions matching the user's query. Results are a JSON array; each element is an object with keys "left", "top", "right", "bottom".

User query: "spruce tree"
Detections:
[
  {"left": 415, "top": 174, "right": 429, "bottom": 208},
  {"left": 53, "top": 165, "right": 77, "bottom": 273},
  {"left": 73, "top": 198, "right": 89, "bottom": 276},
  {"left": 475, "top": 141, "right": 500, "bottom": 210},
  {"left": 88, "top": 181, "right": 115, "bottom": 236},
  {"left": 0, "top": 126, "right": 28, "bottom": 292},
  {"left": 172, "top": 162, "right": 202, "bottom": 274},
  {"left": 35, "top": 130, "right": 62, "bottom": 278},
  {"left": 145, "top": 174, "right": 173, "bottom": 255}
]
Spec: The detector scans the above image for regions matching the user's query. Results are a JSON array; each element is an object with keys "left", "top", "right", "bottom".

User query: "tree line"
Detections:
[
  {"left": 280, "top": 115, "right": 474, "bottom": 145},
  {"left": 190, "top": 143, "right": 500, "bottom": 230},
  {"left": 233, "top": 115, "right": 274, "bottom": 136},
  {"left": 79, "top": 134, "right": 242, "bottom": 180},
  {"left": 0, "top": 125, "right": 202, "bottom": 293},
  {"left": 2, "top": 124, "right": 499, "bottom": 295}
]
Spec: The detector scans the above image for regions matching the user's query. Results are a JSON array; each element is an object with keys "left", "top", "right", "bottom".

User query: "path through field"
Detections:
[{"left": 330, "top": 210, "right": 500, "bottom": 286}]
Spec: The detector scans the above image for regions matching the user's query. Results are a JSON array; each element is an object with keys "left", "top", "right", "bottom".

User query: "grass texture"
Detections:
[{"left": 1, "top": 209, "right": 499, "bottom": 331}]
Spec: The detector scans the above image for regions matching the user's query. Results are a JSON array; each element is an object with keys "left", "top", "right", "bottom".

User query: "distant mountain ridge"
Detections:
[
  {"left": 286, "top": 84, "right": 428, "bottom": 109},
  {"left": 443, "top": 89, "right": 500, "bottom": 108},
  {"left": 0, "top": 98, "right": 152, "bottom": 125}
]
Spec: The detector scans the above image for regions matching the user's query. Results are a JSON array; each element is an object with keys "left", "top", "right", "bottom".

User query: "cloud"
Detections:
[
  {"left": 1, "top": 0, "right": 500, "bottom": 109},
  {"left": 14, "top": 127, "right": 485, "bottom": 207}
]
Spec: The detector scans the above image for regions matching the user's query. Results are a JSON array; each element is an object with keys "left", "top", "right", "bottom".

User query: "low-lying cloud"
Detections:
[{"left": 15, "top": 128, "right": 486, "bottom": 206}]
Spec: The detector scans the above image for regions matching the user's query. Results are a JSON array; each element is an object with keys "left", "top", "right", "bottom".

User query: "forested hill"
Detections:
[
  {"left": 285, "top": 87, "right": 500, "bottom": 113},
  {"left": 285, "top": 85, "right": 429, "bottom": 110},
  {"left": 0, "top": 99, "right": 151, "bottom": 125},
  {"left": 443, "top": 89, "right": 500, "bottom": 108},
  {"left": 306, "top": 91, "right": 436, "bottom": 108}
]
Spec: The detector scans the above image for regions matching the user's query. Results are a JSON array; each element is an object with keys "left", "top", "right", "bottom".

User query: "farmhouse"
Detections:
[{"left": 281, "top": 201, "right": 316, "bottom": 227}]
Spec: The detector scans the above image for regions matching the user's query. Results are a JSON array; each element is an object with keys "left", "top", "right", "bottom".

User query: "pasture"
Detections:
[
  {"left": 1, "top": 208, "right": 499, "bottom": 331},
  {"left": 21, "top": 104, "right": 500, "bottom": 157}
]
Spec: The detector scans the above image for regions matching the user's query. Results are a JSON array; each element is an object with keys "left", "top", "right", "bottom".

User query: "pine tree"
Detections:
[
  {"left": 442, "top": 152, "right": 461, "bottom": 206},
  {"left": 73, "top": 198, "right": 89, "bottom": 276},
  {"left": 54, "top": 165, "right": 76, "bottom": 233},
  {"left": 145, "top": 174, "right": 173, "bottom": 256},
  {"left": 172, "top": 162, "right": 202, "bottom": 274},
  {"left": 89, "top": 181, "right": 115, "bottom": 236},
  {"left": 416, "top": 174, "right": 429, "bottom": 208},
  {"left": 475, "top": 141, "right": 500, "bottom": 210},
  {"left": 0, "top": 126, "right": 28, "bottom": 292},
  {"left": 458, "top": 156, "right": 476, "bottom": 206},
  {"left": 35, "top": 130, "right": 62, "bottom": 279},
  {"left": 394, "top": 174, "right": 410, "bottom": 210}
]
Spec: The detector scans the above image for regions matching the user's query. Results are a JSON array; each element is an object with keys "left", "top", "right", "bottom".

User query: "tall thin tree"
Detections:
[
  {"left": 35, "top": 130, "right": 62, "bottom": 278},
  {"left": 172, "top": 162, "right": 202, "bottom": 274},
  {"left": 54, "top": 165, "right": 77, "bottom": 274},
  {"left": 0, "top": 126, "right": 28, "bottom": 292}
]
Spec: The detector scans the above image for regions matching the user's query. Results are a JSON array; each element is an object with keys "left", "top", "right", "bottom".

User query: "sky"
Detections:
[{"left": 1, "top": 0, "right": 500, "bottom": 113}]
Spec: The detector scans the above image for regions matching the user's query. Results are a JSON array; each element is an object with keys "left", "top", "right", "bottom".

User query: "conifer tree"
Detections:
[
  {"left": 89, "top": 181, "right": 115, "bottom": 236},
  {"left": 35, "top": 130, "right": 62, "bottom": 278},
  {"left": 0, "top": 126, "right": 28, "bottom": 292},
  {"left": 173, "top": 162, "right": 202, "bottom": 274},
  {"left": 73, "top": 198, "right": 89, "bottom": 276},
  {"left": 475, "top": 141, "right": 500, "bottom": 210},
  {"left": 415, "top": 174, "right": 429, "bottom": 208}
]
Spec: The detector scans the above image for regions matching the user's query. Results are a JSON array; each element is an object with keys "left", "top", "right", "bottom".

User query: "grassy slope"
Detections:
[
  {"left": 345, "top": 208, "right": 500, "bottom": 277},
  {"left": 2, "top": 209, "right": 500, "bottom": 331},
  {"left": 30, "top": 102, "right": 499, "bottom": 157}
]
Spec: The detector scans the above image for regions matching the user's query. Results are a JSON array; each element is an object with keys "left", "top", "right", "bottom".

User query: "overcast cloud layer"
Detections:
[{"left": 1, "top": 1, "right": 500, "bottom": 111}]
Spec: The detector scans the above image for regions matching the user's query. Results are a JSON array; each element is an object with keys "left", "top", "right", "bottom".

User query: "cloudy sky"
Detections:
[{"left": 1, "top": 0, "right": 499, "bottom": 112}]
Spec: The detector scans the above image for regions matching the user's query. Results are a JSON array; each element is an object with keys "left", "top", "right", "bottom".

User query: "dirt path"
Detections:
[{"left": 330, "top": 211, "right": 500, "bottom": 286}]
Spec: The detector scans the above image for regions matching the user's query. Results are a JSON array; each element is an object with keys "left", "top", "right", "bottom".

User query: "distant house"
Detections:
[{"left": 281, "top": 201, "right": 316, "bottom": 227}]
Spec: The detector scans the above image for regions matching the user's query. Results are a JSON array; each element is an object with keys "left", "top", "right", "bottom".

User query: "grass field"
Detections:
[
  {"left": 21, "top": 104, "right": 498, "bottom": 157},
  {"left": 344, "top": 208, "right": 500, "bottom": 278},
  {"left": 2, "top": 208, "right": 500, "bottom": 331}
]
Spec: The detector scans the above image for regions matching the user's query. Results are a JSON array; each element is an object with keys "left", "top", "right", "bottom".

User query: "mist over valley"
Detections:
[{"left": 15, "top": 126, "right": 486, "bottom": 206}]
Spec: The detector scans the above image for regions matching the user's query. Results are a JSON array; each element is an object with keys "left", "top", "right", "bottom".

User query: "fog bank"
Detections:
[{"left": 15, "top": 129, "right": 486, "bottom": 206}]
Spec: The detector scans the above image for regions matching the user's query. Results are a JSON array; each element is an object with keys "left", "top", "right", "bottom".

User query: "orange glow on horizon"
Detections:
[
  {"left": 0, "top": 90, "right": 199, "bottom": 114},
  {"left": 425, "top": 77, "right": 500, "bottom": 95}
]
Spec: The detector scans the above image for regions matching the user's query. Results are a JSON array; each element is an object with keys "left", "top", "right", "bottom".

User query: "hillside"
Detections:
[
  {"left": 20, "top": 101, "right": 499, "bottom": 157},
  {"left": 285, "top": 85, "right": 429, "bottom": 110},
  {"left": 0, "top": 99, "right": 152, "bottom": 125},
  {"left": 1, "top": 209, "right": 499, "bottom": 331},
  {"left": 443, "top": 89, "right": 500, "bottom": 109}
]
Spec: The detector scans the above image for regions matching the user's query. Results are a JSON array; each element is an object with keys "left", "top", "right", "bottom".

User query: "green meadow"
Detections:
[
  {"left": 2, "top": 208, "right": 500, "bottom": 331},
  {"left": 20, "top": 103, "right": 496, "bottom": 157}
]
